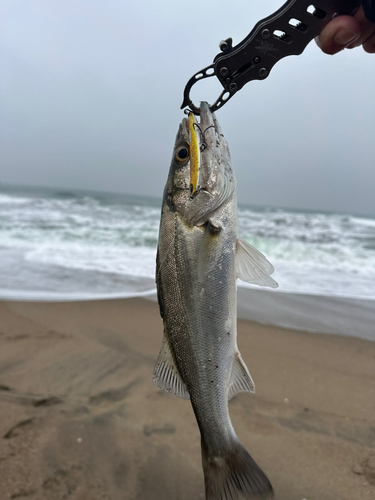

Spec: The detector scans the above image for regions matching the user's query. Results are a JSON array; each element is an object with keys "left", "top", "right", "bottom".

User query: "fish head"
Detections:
[{"left": 166, "top": 102, "right": 235, "bottom": 227}]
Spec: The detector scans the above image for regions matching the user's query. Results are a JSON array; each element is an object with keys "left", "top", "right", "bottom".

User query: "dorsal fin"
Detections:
[
  {"left": 152, "top": 330, "right": 190, "bottom": 400},
  {"left": 228, "top": 352, "right": 255, "bottom": 400},
  {"left": 236, "top": 238, "right": 278, "bottom": 288}
]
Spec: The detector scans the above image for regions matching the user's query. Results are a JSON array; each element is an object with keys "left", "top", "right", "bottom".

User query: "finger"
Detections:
[
  {"left": 346, "top": 7, "right": 375, "bottom": 48},
  {"left": 318, "top": 15, "right": 361, "bottom": 54},
  {"left": 363, "top": 32, "right": 375, "bottom": 52}
]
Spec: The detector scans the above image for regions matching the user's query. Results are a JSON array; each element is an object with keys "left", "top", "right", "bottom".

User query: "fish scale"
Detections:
[{"left": 154, "top": 102, "right": 277, "bottom": 499}]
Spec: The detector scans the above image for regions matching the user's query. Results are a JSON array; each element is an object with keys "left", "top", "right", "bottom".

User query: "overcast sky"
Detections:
[{"left": 1, "top": 0, "right": 374, "bottom": 216}]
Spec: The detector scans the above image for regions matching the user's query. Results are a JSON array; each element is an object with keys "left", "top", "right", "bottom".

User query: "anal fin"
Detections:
[
  {"left": 152, "top": 331, "right": 190, "bottom": 400},
  {"left": 228, "top": 352, "right": 255, "bottom": 400}
]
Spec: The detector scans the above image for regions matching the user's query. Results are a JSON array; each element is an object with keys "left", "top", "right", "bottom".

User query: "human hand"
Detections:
[{"left": 317, "top": 6, "right": 375, "bottom": 54}]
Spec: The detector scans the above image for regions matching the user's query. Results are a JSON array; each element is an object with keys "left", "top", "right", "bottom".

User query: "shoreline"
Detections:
[
  {"left": 0, "top": 297, "right": 374, "bottom": 500},
  {"left": 236, "top": 287, "right": 375, "bottom": 341},
  {"left": 1, "top": 285, "right": 374, "bottom": 341}
]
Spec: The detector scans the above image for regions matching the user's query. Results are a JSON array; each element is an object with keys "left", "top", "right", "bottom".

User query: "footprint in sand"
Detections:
[
  {"left": 3, "top": 417, "right": 37, "bottom": 439},
  {"left": 10, "top": 489, "right": 37, "bottom": 499},
  {"left": 143, "top": 423, "right": 176, "bottom": 436},
  {"left": 352, "top": 452, "right": 375, "bottom": 486}
]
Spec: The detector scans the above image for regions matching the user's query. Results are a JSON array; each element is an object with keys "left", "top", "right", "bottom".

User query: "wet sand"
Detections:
[{"left": 0, "top": 298, "right": 374, "bottom": 500}]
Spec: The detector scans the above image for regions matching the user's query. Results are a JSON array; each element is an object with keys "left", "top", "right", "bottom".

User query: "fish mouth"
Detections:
[
  {"left": 199, "top": 101, "right": 223, "bottom": 139},
  {"left": 187, "top": 103, "right": 218, "bottom": 197},
  {"left": 189, "top": 102, "right": 224, "bottom": 191},
  {"left": 185, "top": 102, "right": 235, "bottom": 227}
]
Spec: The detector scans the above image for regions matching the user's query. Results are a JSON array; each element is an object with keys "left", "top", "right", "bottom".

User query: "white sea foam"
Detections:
[
  {"left": 0, "top": 188, "right": 374, "bottom": 301},
  {"left": 0, "top": 194, "right": 31, "bottom": 204},
  {"left": 25, "top": 244, "right": 157, "bottom": 279},
  {"left": 0, "top": 288, "right": 156, "bottom": 302}
]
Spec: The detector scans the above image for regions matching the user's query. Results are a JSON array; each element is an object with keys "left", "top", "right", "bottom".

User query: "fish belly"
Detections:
[
  {"left": 156, "top": 199, "right": 274, "bottom": 499},
  {"left": 161, "top": 205, "right": 238, "bottom": 449}
]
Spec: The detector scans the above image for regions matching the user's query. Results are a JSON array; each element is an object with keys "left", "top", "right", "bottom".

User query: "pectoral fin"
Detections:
[
  {"left": 236, "top": 238, "right": 278, "bottom": 288},
  {"left": 152, "top": 330, "right": 190, "bottom": 400},
  {"left": 228, "top": 352, "right": 255, "bottom": 400}
]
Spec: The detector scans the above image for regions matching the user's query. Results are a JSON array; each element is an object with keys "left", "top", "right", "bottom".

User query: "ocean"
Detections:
[{"left": 1, "top": 184, "right": 374, "bottom": 303}]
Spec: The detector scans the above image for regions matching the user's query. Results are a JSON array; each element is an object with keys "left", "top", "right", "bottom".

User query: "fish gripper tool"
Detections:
[{"left": 181, "top": 0, "right": 362, "bottom": 114}]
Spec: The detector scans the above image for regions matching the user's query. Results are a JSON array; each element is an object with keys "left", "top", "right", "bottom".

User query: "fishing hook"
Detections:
[{"left": 193, "top": 123, "right": 216, "bottom": 151}]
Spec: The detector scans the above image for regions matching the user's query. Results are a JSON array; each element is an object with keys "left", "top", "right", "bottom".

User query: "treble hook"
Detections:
[{"left": 193, "top": 122, "right": 215, "bottom": 152}]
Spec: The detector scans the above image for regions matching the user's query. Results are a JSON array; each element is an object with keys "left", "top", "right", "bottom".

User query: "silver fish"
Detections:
[{"left": 154, "top": 102, "right": 277, "bottom": 499}]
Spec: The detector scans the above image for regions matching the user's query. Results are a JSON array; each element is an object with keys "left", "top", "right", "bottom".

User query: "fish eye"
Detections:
[{"left": 175, "top": 146, "right": 189, "bottom": 163}]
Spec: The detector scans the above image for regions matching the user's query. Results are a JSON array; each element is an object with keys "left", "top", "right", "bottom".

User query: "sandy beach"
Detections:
[{"left": 0, "top": 297, "right": 374, "bottom": 500}]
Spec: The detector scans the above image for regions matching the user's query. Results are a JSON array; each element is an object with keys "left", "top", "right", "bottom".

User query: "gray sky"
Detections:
[{"left": 1, "top": 0, "right": 374, "bottom": 216}]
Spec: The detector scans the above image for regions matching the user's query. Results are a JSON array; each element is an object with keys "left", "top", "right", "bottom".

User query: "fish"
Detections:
[{"left": 153, "top": 101, "right": 278, "bottom": 499}]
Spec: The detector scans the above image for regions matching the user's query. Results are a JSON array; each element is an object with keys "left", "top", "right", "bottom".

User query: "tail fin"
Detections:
[{"left": 201, "top": 438, "right": 274, "bottom": 499}]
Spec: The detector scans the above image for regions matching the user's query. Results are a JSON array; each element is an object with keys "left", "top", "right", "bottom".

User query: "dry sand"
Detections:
[{"left": 0, "top": 298, "right": 374, "bottom": 500}]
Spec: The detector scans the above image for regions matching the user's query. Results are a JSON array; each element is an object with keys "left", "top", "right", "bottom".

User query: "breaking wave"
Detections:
[{"left": 0, "top": 187, "right": 374, "bottom": 300}]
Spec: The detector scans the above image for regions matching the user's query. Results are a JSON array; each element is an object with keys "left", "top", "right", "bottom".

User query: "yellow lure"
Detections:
[{"left": 189, "top": 113, "right": 200, "bottom": 194}]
